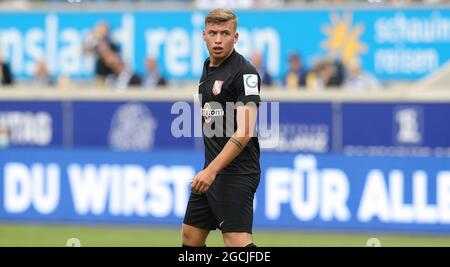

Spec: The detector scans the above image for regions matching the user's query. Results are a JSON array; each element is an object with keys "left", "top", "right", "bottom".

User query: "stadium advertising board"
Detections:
[
  {"left": 342, "top": 103, "right": 450, "bottom": 155},
  {"left": 72, "top": 101, "right": 333, "bottom": 153},
  {"left": 0, "top": 9, "right": 449, "bottom": 81},
  {"left": 2, "top": 100, "right": 450, "bottom": 155},
  {"left": 259, "top": 102, "right": 332, "bottom": 154},
  {"left": 72, "top": 101, "right": 197, "bottom": 150},
  {"left": 1, "top": 149, "right": 450, "bottom": 233},
  {"left": 0, "top": 101, "right": 64, "bottom": 148}
]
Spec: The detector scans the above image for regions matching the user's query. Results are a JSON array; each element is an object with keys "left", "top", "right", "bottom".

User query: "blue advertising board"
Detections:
[
  {"left": 342, "top": 103, "right": 450, "bottom": 152},
  {"left": 1, "top": 99, "right": 450, "bottom": 154},
  {"left": 1, "top": 149, "right": 450, "bottom": 233},
  {"left": 0, "top": 8, "right": 449, "bottom": 81},
  {"left": 72, "top": 101, "right": 197, "bottom": 150},
  {"left": 259, "top": 102, "right": 333, "bottom": 153},
  {"left": 0, "top": 101, "right": 64, "bottom": 148}
]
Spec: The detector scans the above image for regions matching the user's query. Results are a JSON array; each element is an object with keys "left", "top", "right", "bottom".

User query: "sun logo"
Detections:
[{"left": 321, "top": 12, "right": 367, "bottom": 65}]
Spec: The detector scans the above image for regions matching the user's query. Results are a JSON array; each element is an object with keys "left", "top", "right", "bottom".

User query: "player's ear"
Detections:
[
  {"left": 202, "top": 30, "right": 206, "bottom": 41},
  {"left": 234, "top": 32, "right": 239, "bottom": 44}
]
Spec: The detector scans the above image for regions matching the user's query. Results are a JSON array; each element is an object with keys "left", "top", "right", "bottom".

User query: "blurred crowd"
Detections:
[
  {"left": 253, "top": 50, "right": 381, "bottom": 91},
  {"left": 0, "top": 0, "right": 448, "bottom": 6},
  {"left": 0, "top": 0, "right": 445, "bottom": 91},
  {"left": 1, "top": 21, "right": 167, "bottom": 90},
  {"left": 0, "top": 20, "right": 383, "bottom": 91}
]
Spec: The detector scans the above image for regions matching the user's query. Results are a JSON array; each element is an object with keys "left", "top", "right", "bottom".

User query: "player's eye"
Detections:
[{"left": 209, "top": 31, "right": 216, "bottom": 36}]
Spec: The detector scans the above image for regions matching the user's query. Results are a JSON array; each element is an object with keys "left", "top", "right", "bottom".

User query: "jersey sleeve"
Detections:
[{"left": 233, "top": 66, "right": 261, "bottom": 107}]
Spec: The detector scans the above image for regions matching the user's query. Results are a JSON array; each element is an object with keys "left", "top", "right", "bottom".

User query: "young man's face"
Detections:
[{"left": 203, "top": 20, "right": 238, "bottom": 64}]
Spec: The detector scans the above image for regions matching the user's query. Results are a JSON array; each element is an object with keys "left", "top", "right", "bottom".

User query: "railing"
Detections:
[{"left": 1, "top": 85, "right": 449, "bottom": 102}]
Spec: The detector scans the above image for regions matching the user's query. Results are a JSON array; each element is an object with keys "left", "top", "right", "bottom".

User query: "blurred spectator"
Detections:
[
  {"left": 196, "top": 0, "right": 254, "bottom": 9},
  {"left": 251, "top": 51, "right": 272, "bottom": 86},
  {"left": 98, "top": 42, "right": 121, "bottom": 69},
  {"left": 33, "top": 60, "right": 54, "bottom": 87},
  {"left": 316, "top": 60, "right": 333, "bottom": 89},
  {"left": 196, "top": 0, "right": 286, "bottom": 9},
  {"left": 0, "top": 57, "right": 13, "bottom": 86},
  {"left": 142, "top": 57, "right": 166, "bottom": 89},
  {"left": 306, "top": 57, "right": 345, "bottom": 90},
  {"left": 283, "top": 52, "right": 307, "bottom": 89},
  {"left": 83, "top": 21, "right": 119, "bottom": 84},
  {"left": 105, "top": 59, "right": 141, "bottom": 90},
  {"left": 329, "top": 58, "right": 344, "bottom": 86},
  {"left": 309, "top": 59, "right": 333, "bottom": 89},
  {"left": 343, "top": 58, "right": 381, "bottom": 91}
]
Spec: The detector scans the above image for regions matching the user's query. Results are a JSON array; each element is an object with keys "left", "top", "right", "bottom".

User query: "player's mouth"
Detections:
[{"left": 213, "top": 46, "right": 223, "bottom": 54}]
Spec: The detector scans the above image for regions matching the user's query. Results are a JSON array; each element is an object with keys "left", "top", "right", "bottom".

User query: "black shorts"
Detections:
[{"left": 183, "top": 173, "right": 260, "bottom": 233}]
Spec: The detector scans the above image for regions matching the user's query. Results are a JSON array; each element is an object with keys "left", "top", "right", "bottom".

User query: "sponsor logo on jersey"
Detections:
[{"left": 202, "top": 102, "right": 224, "bottom": 123}]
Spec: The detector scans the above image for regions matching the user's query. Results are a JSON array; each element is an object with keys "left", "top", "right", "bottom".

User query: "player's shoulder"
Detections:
[{"left": 233, "top": 51, "right": 259, "bottom": 76}]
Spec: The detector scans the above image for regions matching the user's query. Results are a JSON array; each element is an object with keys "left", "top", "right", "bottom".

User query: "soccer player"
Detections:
[{"left": 182, "top": 8, "right": 261, "bottom": 247}]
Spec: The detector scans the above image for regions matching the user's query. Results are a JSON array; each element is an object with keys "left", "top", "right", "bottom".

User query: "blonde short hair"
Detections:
[{"left": 205, "top": 8, "right": 238, "bottom": 31}]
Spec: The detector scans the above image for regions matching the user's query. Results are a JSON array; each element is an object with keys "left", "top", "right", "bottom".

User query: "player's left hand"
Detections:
[{"left": 191, "top": 168, "right": 217, "bottom": 194}]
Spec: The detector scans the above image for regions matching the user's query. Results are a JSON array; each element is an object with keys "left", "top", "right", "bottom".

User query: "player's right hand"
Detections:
[{"left": 191, "top": 168, "right": 217, "bottom": 194}]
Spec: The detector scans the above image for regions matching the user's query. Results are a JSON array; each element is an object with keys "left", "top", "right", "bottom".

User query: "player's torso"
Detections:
[
  {"left": 197, "top": 53, "right": 261, "bottom": 175},
  {"left": 199, "top": 64, "right": 239, "bottom": 126},
  {"left": 199, "top": 73, "right": 236, "bottom": 105}
]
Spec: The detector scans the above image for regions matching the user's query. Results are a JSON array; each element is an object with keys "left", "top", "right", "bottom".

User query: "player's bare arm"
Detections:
[{"left": 191, "top": 104, "right": 258, "bottom": 193}]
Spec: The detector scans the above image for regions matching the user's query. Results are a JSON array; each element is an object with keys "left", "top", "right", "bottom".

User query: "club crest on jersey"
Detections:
[{"left": 212, "top": 80, "right": 223, "bottom": 96}]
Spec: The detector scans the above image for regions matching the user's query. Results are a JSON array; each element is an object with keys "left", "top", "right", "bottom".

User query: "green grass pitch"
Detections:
[{"left": 0, "top": 223, "right": 449, "bottom": 247}]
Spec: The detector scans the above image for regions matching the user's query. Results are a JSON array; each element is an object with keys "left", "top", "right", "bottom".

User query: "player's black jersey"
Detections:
[{"left": 199, "top": 49, "right": 261, "bottom": 175}]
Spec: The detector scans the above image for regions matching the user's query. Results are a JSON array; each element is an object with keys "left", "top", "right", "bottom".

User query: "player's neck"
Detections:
[{"left": 209, "top": 49, "right": 234, "bottom": 67}]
